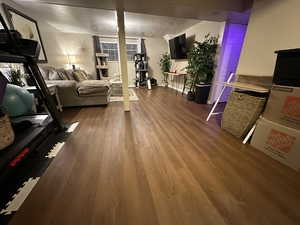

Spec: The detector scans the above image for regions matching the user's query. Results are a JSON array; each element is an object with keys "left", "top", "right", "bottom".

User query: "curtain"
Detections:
[
  {"left": 141, "top": 38, "right": 147, "bottom": 57},
  {"left": 93, "top": 35, "right": 102, "bottom": 53},
  {"left": 92, "top": 35, "right": 101, "bottom": 79}
]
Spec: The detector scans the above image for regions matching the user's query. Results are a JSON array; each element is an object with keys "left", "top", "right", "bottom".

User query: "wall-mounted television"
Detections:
[{"left": 169, "top": 34, "right": 187, "bottom": 59}]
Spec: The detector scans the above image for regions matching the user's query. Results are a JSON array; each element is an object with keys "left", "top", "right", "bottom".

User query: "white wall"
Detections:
[
  {"left": 145, "top": 37, "right": 169, "bottom": 84},
  {"left": 41, "top": 31, "right": 96, "bottom": 75},
  {"left": 237, "top": 0, "right": 300, "bottom": 77}
]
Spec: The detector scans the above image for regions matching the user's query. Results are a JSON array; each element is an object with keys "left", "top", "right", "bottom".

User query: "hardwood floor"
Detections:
[{"left": 9, "top": 87, "right": 300, "bottom": 225}]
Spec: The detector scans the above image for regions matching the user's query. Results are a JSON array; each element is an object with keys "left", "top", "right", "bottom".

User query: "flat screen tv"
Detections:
[{"left": 169, "top": 34, "right": 187, "bottom": 59}]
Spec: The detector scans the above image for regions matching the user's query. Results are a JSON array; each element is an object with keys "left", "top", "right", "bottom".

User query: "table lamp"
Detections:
[{"left": 67, "top": 55, "right": 77, "bottom": 70}]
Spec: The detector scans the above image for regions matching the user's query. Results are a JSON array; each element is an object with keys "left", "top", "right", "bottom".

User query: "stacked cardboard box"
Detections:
[
  {"left": 251, "top": 85, "right": 300, "bottom": 171},
  {"left": 263, "top": 85, "right": 300, "bottom": 130}
]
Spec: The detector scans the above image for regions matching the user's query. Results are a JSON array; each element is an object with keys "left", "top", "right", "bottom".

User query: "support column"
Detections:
[{"left": 116, "top": 3, "right": 130, "bottom": 111}]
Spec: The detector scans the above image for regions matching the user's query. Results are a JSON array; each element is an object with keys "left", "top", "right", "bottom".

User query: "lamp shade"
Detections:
[{"left": 67, "top": 55, "right": 77, "bottom": 64}]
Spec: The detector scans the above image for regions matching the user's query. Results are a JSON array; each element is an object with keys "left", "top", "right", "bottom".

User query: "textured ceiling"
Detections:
[
  {"left": 13, "top": 0, "right": 253, "bottom": 20},
  {"left": 13, "top": 3, "right": 201, "bottom": 37}
]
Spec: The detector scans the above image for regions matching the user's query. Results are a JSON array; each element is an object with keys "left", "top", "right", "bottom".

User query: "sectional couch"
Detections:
[{"left": 39, "top": 66, "right": 111, "bottom": 107}]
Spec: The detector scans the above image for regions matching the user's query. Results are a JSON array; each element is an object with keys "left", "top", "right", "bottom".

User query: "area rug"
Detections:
[
  {"left": 110, "top": 88, "right": 139, "bottom": 102},
  {"left": 0, "top": 122, "right": 79, "bottom": 225}
]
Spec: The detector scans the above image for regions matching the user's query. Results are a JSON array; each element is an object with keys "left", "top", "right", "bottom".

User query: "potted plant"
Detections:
[
  {"left": 159, "top": 52, "right": 171, "bottom": 87},
  {"left": 7, "top": 68, "right": 25, "bottom": 87},
  {"left": 186, "top": 34, "right": 218, "bottom": 103}
]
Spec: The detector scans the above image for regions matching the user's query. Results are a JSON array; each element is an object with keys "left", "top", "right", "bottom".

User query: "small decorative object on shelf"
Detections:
[
  {"left": 7, "top": 68, "right": 25, "bottom": 87},
  {"left": 134, "top": 53, "right": 151, "bottom": 89},
  {"left": 95, "top": 53, "right": 109, "bottom": 79}
]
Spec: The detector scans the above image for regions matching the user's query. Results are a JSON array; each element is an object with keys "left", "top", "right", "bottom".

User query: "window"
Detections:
[
  {"left": 101, "top": 42, "right": 119, "bottom": 61},
  {"left": 101, "top": 42, "right": 138, "bottom": 61},
  {"left": 126, "top": 44, "right": 138, "bottom": 61}
]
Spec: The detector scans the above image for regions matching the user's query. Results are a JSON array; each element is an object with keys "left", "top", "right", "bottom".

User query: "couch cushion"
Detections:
[
  {"left": 78, "top": 88, "right": 108, "bottom": 96},
  {"left": 80, "top": 70, "right": 89, "bottom": 79},
  {"left": 46, "top": 80, "right": 77, "bottom": 88},
  {"left": 77, "top": 80, "right": 111, "bottom": 88},
  {"left": 73, "top": 70, "right": 88, "bottom": 82},
  {"left": 77, "top": 80, "right": 110, "bottom": 96}
]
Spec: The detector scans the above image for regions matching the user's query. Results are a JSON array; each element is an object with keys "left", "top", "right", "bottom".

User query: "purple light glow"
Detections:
[{"left": 212, "top": 23, "right": 247, "bottom": 102}]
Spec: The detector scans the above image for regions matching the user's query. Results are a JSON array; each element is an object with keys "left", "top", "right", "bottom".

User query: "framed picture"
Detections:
[{"left": 2, "top": 4, "right": 48, "bottom": 63}]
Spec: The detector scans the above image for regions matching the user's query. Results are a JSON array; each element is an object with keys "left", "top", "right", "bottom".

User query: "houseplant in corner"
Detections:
[
  {"left": 186, "top": 34, "right": 218, "bottom": 103},
  {"left": 159, "top": 52, "right": 171, "bottom": 87}
]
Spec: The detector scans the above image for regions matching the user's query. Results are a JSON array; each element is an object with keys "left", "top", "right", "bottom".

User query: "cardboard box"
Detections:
[
  {"left": 251, "top": 117, "right": 300, "bottom": 171},
  {"left": 263, "top": 85, "right": 300, "bottom": 130}
]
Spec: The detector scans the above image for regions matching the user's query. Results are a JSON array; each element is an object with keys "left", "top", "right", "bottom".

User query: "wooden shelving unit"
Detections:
[
  {"left": 96, "top": 65, "right": 108, "bottom": 69},
  {"left": 95, "top": 53, "right": 109, "bottom": 79}
]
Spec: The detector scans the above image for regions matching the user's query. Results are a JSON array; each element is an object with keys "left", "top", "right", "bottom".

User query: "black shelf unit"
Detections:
[{"left": 134, "top": 53, "right": 151, "bottom": 89}]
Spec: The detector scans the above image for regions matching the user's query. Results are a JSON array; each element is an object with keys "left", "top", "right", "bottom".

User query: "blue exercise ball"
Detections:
[{"left": 2, "top": 84, "right": 34, "bottom": 117}]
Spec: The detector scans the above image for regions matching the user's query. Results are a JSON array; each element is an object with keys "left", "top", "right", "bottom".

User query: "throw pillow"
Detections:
[
  {"left": 65, "top": 70, "right": 75, "bottom": 80},
  {"left": 73, "top": 70, "right": 88, "bottom": 82},
  {"left": 48, "top": 69, "right": 61, "bottom": 80},
  {"left": 57, "top": 69, "right": 69, "bottom": 80},
  {"left": 79, "top": 70, "right": 89, "bottom": 80}
]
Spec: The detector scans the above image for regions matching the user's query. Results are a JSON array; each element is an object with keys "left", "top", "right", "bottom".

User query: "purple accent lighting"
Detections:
[{"left": 213, "top": 23, "right": 247, "bottom": 102}]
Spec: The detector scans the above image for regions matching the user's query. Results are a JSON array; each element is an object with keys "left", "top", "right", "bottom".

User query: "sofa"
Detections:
[{"left": 39, "top": 66, "right": 111, "bottom": 107}]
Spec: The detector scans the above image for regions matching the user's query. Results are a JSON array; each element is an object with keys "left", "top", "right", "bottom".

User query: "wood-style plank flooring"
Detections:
[{"left": 9, "top": 87, "right": 300, "bottom": 225}]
